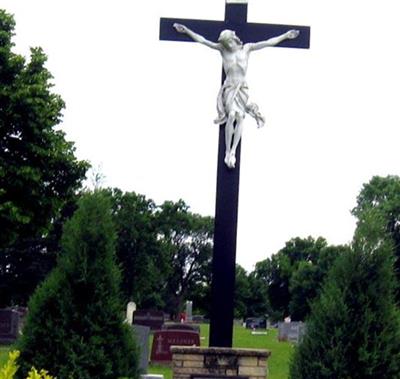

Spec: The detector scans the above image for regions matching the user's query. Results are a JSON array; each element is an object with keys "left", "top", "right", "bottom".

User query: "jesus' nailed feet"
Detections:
[{"left": 224, "top": 151, "right": 236, "bottom": 169}]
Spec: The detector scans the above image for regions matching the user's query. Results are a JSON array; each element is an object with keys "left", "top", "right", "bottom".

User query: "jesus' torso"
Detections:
[{"left": 220, "top": 46, "right": 250, "bottom": 85}]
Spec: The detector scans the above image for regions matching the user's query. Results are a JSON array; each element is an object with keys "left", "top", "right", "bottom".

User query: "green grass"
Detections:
[
  {"left": 234, "top": 326, "right": 293, "bottom": 379},
  {"left": 147, "top": 363, "right": 173, "bottom": 379},
  {"left": 0, "top": 345, "right": 13, "bottom": 367},
  {"left": 0, "top": 325, "right": 293, "bottom": 379}
]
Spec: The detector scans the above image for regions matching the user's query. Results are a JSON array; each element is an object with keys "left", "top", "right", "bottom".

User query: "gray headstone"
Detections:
[
  {"left": 245, "top": 317, "right": 267, "bottom": 329},
  {"left": 298, "top": 323, "right": 306, "bottom": 341},
  {"left": 134, "top": 309, "right": 164, "bottom": 330},
  {"left": 133, "top": 324, "right": 150, "bottom": 374},
  {"left": 15, "top": 306, "right": 28, "bottom": 334},
  {"left": 185, "top": 301, "right": 193, "bottom": 322},
  {"left": 0, "top": 309, "right": 19, "bottom": 344},
  {"left": 191, "top": 315, "right": 205, "bottom": 323},
  {"left": 278, "top": 321, "right": 306, "bottom": 343}
]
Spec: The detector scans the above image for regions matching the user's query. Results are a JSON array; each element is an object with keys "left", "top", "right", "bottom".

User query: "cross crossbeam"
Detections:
[{"left": 160, "top": 17, "right": 310, "bottom": 48}]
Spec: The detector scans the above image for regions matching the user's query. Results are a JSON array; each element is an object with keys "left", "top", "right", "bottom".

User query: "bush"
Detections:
[
  {"left": 0, "top": 350, "right": 54, "bottom": 379},
  {"left": 289, "top": 241, "right": 400, "bottom": 378},
  {"left": 16, "top": 192, "right": 139, "bottom": 379}
]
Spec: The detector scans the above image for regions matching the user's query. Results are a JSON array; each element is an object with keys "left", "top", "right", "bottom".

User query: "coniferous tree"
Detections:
[
  {"left": 16, "top": 192, "right": 139, "bottom": 379},
  {"left": 289, "top": 240, "right": 400, "bottom": 378}
]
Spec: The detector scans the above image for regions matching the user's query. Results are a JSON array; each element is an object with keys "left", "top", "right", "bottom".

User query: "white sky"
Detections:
[{"left": 2, "top": 0, "right": 400, "bottom": 271}]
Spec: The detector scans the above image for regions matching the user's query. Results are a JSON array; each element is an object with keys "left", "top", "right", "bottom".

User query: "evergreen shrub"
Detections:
[
  {"left": 290, "top": 241, "right": 400, "bottom": 378},
  {"left": 16, "top": 192, "right": 139, "bottom": 379}
]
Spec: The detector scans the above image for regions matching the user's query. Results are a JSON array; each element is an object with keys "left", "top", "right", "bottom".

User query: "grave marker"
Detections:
[
  {"left": 134, "top": 309, "right": 164, "bottom": 330},
  {"left": 132, "top": 324, "right": 150, "bottom": 373},
  {"left": 0, "top": 309, "right": 19, "bottom": 344},
  {"left": 185, "top": 301, "right": 193, "bottom": 323},
  {"left": 126, "top": 301, "right": 137, "bottom": 325},
  {"left": 150, "top": 330, "right": 200, "bottom": 363},
  {"left": 278, "top": 321, "right": 306, "bottom": 343}
]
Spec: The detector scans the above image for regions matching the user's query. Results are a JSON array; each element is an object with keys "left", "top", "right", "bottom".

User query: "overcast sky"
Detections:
[{"left": 2, "top": 0, "right": 400, "bottom": 271}]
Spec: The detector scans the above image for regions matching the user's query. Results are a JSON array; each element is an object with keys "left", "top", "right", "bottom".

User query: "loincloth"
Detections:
[{"left": 214, "top": 81, "right": 265, "bottom": 128}]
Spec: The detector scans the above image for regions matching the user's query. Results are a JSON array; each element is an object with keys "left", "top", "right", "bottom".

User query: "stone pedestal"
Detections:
[{"left": 171, "top": 346, "right": 271, "bottom": 379}]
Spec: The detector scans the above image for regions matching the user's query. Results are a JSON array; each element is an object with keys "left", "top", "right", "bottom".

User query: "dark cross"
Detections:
[{"left": 160, "top": 1, "right": 310, "bottom": 348}]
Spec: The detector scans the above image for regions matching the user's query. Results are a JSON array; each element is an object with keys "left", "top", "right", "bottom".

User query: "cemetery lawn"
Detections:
[
  {"left": 0, "top": 325, "right": 293, "bottom": 379},
  {"left": 233, "top": 325, "right": 293, "bottom": 379}
]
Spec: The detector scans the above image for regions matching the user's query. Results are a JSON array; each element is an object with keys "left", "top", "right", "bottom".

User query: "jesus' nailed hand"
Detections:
[{"left": 173, "top": 22, "right": 299, "bottom": 169}]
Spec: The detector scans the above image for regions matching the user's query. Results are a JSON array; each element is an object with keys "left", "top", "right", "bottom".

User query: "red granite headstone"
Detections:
[{"left": 151, "top": 330, "right": 200, "bottom": 363}]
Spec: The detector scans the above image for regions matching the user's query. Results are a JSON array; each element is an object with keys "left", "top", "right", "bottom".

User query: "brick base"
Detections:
[{"left": 171, "top": 346, "right": 271, "bottom": 379}]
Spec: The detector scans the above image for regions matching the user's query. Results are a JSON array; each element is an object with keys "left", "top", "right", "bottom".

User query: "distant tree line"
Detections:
[{"left": 4, "top": 173, "right": 400, "bottom": 323}]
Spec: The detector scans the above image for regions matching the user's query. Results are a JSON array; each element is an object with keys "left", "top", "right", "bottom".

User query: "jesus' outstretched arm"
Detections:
[
  {"left": 173, "top": 23, "right": 221, "bottom": 50},
  {"left": 246, "top": 29, "right": 300, "bottom": 52}
]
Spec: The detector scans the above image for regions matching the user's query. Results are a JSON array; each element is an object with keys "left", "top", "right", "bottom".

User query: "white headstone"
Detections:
[{"left": 126, "top": 301, "right": 136, "bottom": 325}]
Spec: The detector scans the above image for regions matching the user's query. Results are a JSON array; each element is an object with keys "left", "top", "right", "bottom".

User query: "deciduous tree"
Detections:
[
  {"left": 0, "top": 9, "right": 88, "bottom": 306},
  {"left": 352, "top": 175, "right": 400, "bottom": 300},
  {"left": 255, "top": 237, "right": 328, "bottom": 319},
  {"left": 107, "top": 188, "right": 165, "bottom": 308},
  {"left": 156, "top": 200, "right": 213, "bottom": 319},
  {"left": 289, "top": 245, "right": 348, "bottom": 321}
]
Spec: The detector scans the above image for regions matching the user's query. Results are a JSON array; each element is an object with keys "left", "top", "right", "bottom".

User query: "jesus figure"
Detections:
[{"left": 173, "top": 23, "right": 299, "bottom": 168}]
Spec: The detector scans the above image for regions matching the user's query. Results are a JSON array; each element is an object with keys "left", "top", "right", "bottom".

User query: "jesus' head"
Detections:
[{"left": 218, "top": 30, "right": 243, "bottom": 49}]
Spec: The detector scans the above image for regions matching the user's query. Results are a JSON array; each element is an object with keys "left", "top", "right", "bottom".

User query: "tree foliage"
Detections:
[
  {"left": 234, "top": 265, "right": 271, "bottom": 319},
  {"left": 103, "top": 193, "right": 214, "bottom": 317},
  {"left": 234, "top": 264, "right": 251, "bottom": 319},
  {"left": 246, "top": 269, "right": 271, "bottom": 318},
  {"left": 254, "top": 237, "right": 342, "bottom": 320},
  {"left": 156, "top": 200, "right": 213, "bottom": 318},
  {"left": 16, "top": 192, "right": 138, "bottom": 379},
  {"left": 0, "top": 9, "right": 88, "bottom": 306},
  {"left": 288, "top": 245, "right": 349, "bottom": 321},
  {"left": 107, "top": 188, "right": 165, "bottom": 308},
  {"left": 352, "top": 175, "right": 400, "bottom": 300}
]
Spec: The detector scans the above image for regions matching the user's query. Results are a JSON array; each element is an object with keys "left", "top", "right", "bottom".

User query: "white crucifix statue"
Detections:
[{"left": 173, "top": 23, "right": 299, "bottom": 168}]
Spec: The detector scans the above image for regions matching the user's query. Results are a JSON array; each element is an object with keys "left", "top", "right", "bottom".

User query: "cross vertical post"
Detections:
[
  {"left": 209, "top": 1, "right": 247, "bottom": 349},
  {"left": 160, "top": 0, "right": 310, "bottom": 348}
]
